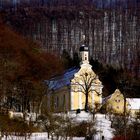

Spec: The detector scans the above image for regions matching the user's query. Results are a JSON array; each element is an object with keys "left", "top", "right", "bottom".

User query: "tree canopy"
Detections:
[{"left": 0, "top": 22, "right": 63, "bottom": 112}]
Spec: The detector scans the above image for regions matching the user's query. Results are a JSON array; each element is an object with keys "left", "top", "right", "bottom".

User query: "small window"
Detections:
[
  {"left": 56, "top": 96, "right": 59, "bottom": 108},
  {"left": 115, "top": 99, "right": 120, "bottom": 103},
  {"left": 85, "top": 54, "right": 87, "bottom": 60}
]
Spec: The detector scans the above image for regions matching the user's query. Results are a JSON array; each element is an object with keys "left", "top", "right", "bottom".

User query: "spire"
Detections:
[{"left": 82, "top": 35, "right": 86, "bottom": 43}]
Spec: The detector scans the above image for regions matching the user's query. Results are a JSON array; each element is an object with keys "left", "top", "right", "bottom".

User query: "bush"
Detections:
[{"left": 0, "top": 114, "right": 37, "bottom": 137}]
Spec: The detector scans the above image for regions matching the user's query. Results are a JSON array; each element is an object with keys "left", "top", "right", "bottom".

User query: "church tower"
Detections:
[
  {"left": 70, "top": 39, "right": 103, "bottom": 111},
  {"left": 79, "top": 44, "right": 89, "bottom": 64},
  {"left": 79, "top": 35, "right": 90, "bottom": 65}
]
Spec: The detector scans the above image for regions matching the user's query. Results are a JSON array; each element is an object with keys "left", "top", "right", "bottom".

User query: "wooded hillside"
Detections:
[{"left": 0, "top": 0, "right": 139, "bottom": 78}]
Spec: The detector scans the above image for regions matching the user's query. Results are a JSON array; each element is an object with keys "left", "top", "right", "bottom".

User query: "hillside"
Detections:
[{"left": 1, "top": 0, "right": 139, "bottom": 78}]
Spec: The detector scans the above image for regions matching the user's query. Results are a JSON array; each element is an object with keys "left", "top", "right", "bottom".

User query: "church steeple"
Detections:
[
  {"left": 79, "top": 35, "right": 89, "bottom": 64},
  {"left": 79, "top": 44, "right": 89, "bottom": 64}
]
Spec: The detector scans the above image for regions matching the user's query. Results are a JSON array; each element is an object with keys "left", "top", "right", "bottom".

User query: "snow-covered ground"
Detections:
[
  {"left": 94, "top": 114, "right": 114, "bottom": 140},
  {"left": 69, "top": 111, "right": 114, "bottom": 140},
  {"left": 1, "top": 111, "right": 114, "bottom": 140},
  {"left": 1, "top": 133, "right": 85, "bottom": 140}
]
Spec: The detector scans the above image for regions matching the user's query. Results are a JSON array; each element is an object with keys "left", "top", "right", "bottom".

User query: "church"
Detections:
[{"left": 44, "top": 44, "right": 103, "bottom": 112}]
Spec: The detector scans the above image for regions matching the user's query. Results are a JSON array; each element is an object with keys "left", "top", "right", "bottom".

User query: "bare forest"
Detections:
[
  {"left": 0, "top": 2, "right": 140, "bottom": 139},
  {"left": 0, "top": 0, "right": 140, "bottom": 78}
]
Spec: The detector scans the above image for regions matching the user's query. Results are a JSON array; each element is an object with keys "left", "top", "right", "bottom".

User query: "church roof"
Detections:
[
  {"left": 79, "top": 44, "right": 89, "bottom": 52},
  {"left": 102, "top": 89, "right": 122, "bottom": 105},
  {"left": 102, "top": 94, "right": 112, "bottom": 105},
  {"left": 45, "top": 67, "right": 79, "bottom": 90},
  {"left": 126, "top": 98, "right": 140, "bottom": 110}
]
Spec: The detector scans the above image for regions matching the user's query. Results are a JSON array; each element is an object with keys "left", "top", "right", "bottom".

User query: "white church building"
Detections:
[{"left": 44, "top": 43, "right": 103, "bottom": 112}]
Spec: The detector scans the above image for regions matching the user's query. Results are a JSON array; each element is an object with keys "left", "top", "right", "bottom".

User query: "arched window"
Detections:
[
  {"left": 85, "top": 54, "right": 87, "bottom": 60},
  {"left": 56, "top": 96, "right": 59, "bottom": 108}
]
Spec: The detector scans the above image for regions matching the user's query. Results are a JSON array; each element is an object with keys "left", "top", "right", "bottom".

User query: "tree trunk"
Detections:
[
  {"left": 38, "top": 96, "right": 44, "bottom": 114},
  {"left": 85, "top": 92, "right": 88, "bottom": 112}
]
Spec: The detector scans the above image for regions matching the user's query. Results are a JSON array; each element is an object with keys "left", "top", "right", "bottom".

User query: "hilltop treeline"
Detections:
[{"left": 0, "top": 0, "right": 139, "bottom": 78}]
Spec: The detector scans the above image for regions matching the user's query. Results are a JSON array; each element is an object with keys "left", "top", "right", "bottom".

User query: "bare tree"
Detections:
[
  {"left": 71, "top": 70, "right": 102, "bottom": 112},
  {"left": 2, "top": 0, "right": 139, "bottom": 77}
]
